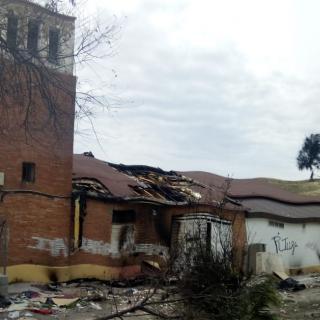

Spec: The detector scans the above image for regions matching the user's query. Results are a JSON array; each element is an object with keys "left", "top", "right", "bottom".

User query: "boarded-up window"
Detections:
[
  {"left": 48, "top": 29, "right": 59, "bottom": 63},
  {"left": 7, "top": 15, "right": 18, "bottom": 50},
  {"left": 22, "top": 162, "right": 35, "bottom": 183},
  {"left": 27, "top": 20, "right": 39, "bottom": 55},
  {"left": 112, "top": 210, "right": 136, "bottom": 224},
  {"left": 171, "top": 213, "right": 232, "bottom": 263}
]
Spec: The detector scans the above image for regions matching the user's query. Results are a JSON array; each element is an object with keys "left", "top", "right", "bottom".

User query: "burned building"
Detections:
[
  {"left": 0, "top": 0, "right": 246, "bottom": 283},
  {"left": 0, "top": 0, "right": 76, "bottom": 282},
  {"left": 69, "top": 154, "right": 246, "bottom": 280},
  {"left": 0, "top": 0, "right": 318, "bottom": 283}
]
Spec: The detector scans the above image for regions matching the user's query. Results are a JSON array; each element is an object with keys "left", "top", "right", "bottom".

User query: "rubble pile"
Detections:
[{"left": 0, "top": 281, "right": 155, "bottom": 320}]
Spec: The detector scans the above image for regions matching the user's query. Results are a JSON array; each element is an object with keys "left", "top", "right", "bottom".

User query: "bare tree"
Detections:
[{"left": 0, "top": 0, "right": 119, "bottom": 143}]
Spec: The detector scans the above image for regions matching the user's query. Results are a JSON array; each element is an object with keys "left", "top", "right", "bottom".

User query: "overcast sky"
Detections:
[{"left": 73, "top": 0, "right": 320, "bottom": 180}]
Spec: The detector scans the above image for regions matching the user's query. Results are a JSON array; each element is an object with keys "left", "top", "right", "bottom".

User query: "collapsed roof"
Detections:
[
  {"left": 72, "top": 154, "right": 320, "bottom": 220},
  {"left": 72, "top": 154, "right": 233, "bottom": 207}
]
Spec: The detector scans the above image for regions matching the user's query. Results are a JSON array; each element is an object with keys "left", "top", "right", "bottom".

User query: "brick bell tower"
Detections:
[{"left": 0, "top": 0, "right": 76, "bottom": 282}]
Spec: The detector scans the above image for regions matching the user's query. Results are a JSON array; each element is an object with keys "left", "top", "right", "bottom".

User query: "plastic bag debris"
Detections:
[
  {"left": 278, "top": 277, "right": 306, "bottom": 291},
  {"left": 0, "top": 295, "right": 11, "bottom": 308},
  {"left": 8, "top": 311, "right": 20, "bottom": 319},
  {"left": 90, "top": 302, "right": 102, "bottom": 310},
  {"left": 29, "top": 308, "right": 53, "bottom": 315}
]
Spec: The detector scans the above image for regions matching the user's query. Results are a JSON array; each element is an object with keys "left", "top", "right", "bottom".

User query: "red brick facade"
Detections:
[
  {"left": 0, "top": 72, "right": 76, "bottom": 273},
  {"left": 68, "top": 200, "right": 246, "bottom": 275}
]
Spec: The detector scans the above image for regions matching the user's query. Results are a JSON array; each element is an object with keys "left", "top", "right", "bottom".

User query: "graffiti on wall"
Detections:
[{"left": 271, "top": 232, "right": 298, "bottom": 255}]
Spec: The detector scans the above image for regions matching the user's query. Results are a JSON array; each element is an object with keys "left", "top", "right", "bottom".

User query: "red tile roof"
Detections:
[
  {"left": 181, "top": 171, "right": 320, "bottom": 204},
  {"left": 73, "top": 154, "right": 138, "bottom": 197}
]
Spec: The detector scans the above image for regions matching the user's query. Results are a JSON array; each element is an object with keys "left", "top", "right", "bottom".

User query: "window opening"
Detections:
[
  {"left": 27, "top": 20, "right": 39, "bottom": 55},
  {"left": 48, "top": 29, "right": 59, "bottom": 63},
  {"left": 268, "top": 220, "right": 284, "bottom": 229},
  {"left": 112, "top": 210, "right": 136, "bottom": 224},
  {"left": 22, "top": 162, "right": 35, "bottom": 183},
  {"left": 7, "top": 15, "right": 18, "bottom": 50},
  {"left": 74, "top": 195, "right": 86, "bottom": 249}
]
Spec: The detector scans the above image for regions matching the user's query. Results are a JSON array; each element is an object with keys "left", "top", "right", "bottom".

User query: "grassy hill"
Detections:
[{"left": 265, "top": 178, "right": 320, "bottom": 197}]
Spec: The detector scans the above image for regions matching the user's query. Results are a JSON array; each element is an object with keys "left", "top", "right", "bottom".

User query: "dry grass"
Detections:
[{"left": 264, "top": 179, "right": 320, "bottom": 197}]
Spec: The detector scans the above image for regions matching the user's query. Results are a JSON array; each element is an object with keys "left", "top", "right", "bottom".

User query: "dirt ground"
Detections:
[
  {"left": 272, "top": 274, "right": 320, "bottom": 319},
  {"left": 0, "top": 274, "right": 319, "bottom": 319}
]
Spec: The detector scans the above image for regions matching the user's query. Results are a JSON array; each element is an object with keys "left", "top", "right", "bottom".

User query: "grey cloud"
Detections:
[{"left": 74, "top": 1, "right": 320, "bottom": 180}]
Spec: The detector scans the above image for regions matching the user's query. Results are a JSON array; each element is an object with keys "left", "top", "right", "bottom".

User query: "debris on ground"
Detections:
[
  {"left": 273, "top": 271, "right": 306, "bottom": 291},
  {"left": 0, "top": 281, "right": 106, "bottom": 318},
  {"left": 0, "top": 295, "right": 11, "bottom": 308},
  {"left": 270, "top": 274, "right": 320, "bottom": 319},
  {"left": 0, "top": 275, "right": 317, "bottom": 320},
  {"left": 273, "top": 270, "right": 289, "bottom": 280},
  {"left": 28, "top": 308, "right": 53, "bottom": 315},
  {"left": 278, "top": 277, "right": 306, "bottom": 291},
  {"left": 0, "top": 280, "right": 160, "bottom": 319},
  {"left": 8, "top": 311, "right": 20, "bottom": 319},
  {"left": 90, "top": 302, "right": 102, "bottom": 310}
]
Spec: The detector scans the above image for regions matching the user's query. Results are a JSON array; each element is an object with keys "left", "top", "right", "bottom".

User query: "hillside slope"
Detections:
[{"left": 265, "top": 179, "right": 320, "bottom": 197}]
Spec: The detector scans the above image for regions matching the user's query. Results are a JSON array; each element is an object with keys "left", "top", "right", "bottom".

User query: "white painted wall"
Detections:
[{"left": 246, "top": 217, "right": 320, "bottom": 269}]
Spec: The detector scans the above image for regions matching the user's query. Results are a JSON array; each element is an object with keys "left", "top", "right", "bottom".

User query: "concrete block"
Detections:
[
  {"left": 256, "top": 252, "right": 286, "bottom": 275},
  {"left": 247, "top": 243, "right": 266, "bottom": 274}
]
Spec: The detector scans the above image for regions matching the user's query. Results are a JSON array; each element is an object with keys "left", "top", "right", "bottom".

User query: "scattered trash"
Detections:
[
  {"left": 90, "top": 302, "right": 102, "bottom": 310},
  {"left": 52, "top": 298, "right": 79, "bottom": 307},
  {"left": 143, "top": 260, "right": 161, "bottom": 270},
  {"left": 45, "top": 297, "right": 55, "bottom": 305},
  {"left": 32, "top": 284, "right": 61, "bottom": 292},
  {"left": 273, "top": 271, "right": 289, "bottom": 280},
  {"left": 85, "top": 289, "right": 105, "bottom": 302},
  {"left": 23, "top": 312, "right": 34, "bottom": 317},
  {"left": 123, "top": 288, "right": 138, "bottom": 296},
  {"left": 0, "top": 280, "right": 156, "bottom": 318},
  {"left": 7, "top": 302, "right": 29, "bottom": 312},
  {"left": 0, "top": 295, "right": 11, "bottom": 308},
  {"left": 29, "top": 308, "right": 53, "bottom": 315},
  {"left": 76, "top": 302, "right": 85, "bottom": 309},
  {"left": 279, "top": 278, "right": 306, "bottom": 291},
  {"left": 20, "top": 291, "right": 40, "bottom": 299},
  {"left": 8, "top": 311, "right": 19, "bottom": 319},
  {"left": 47, "top": 284, "right": 60, "bottom": 292}
]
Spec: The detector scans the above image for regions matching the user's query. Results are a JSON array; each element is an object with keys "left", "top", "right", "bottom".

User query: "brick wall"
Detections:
[
  {"left": 0, "top": 194, "right": 71, "bottom": 266},
  {"left": 0, "top": 72, "right": 76, "bottom": 196},
  {"left": 0, "top": 72, "right": 76, "bottom": 267},
  {"left": 69, "top": 199, "right": 246, "bottom": 272},
  {"left": 70, "top": 201, "right": 167, "bottom": 267}
]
